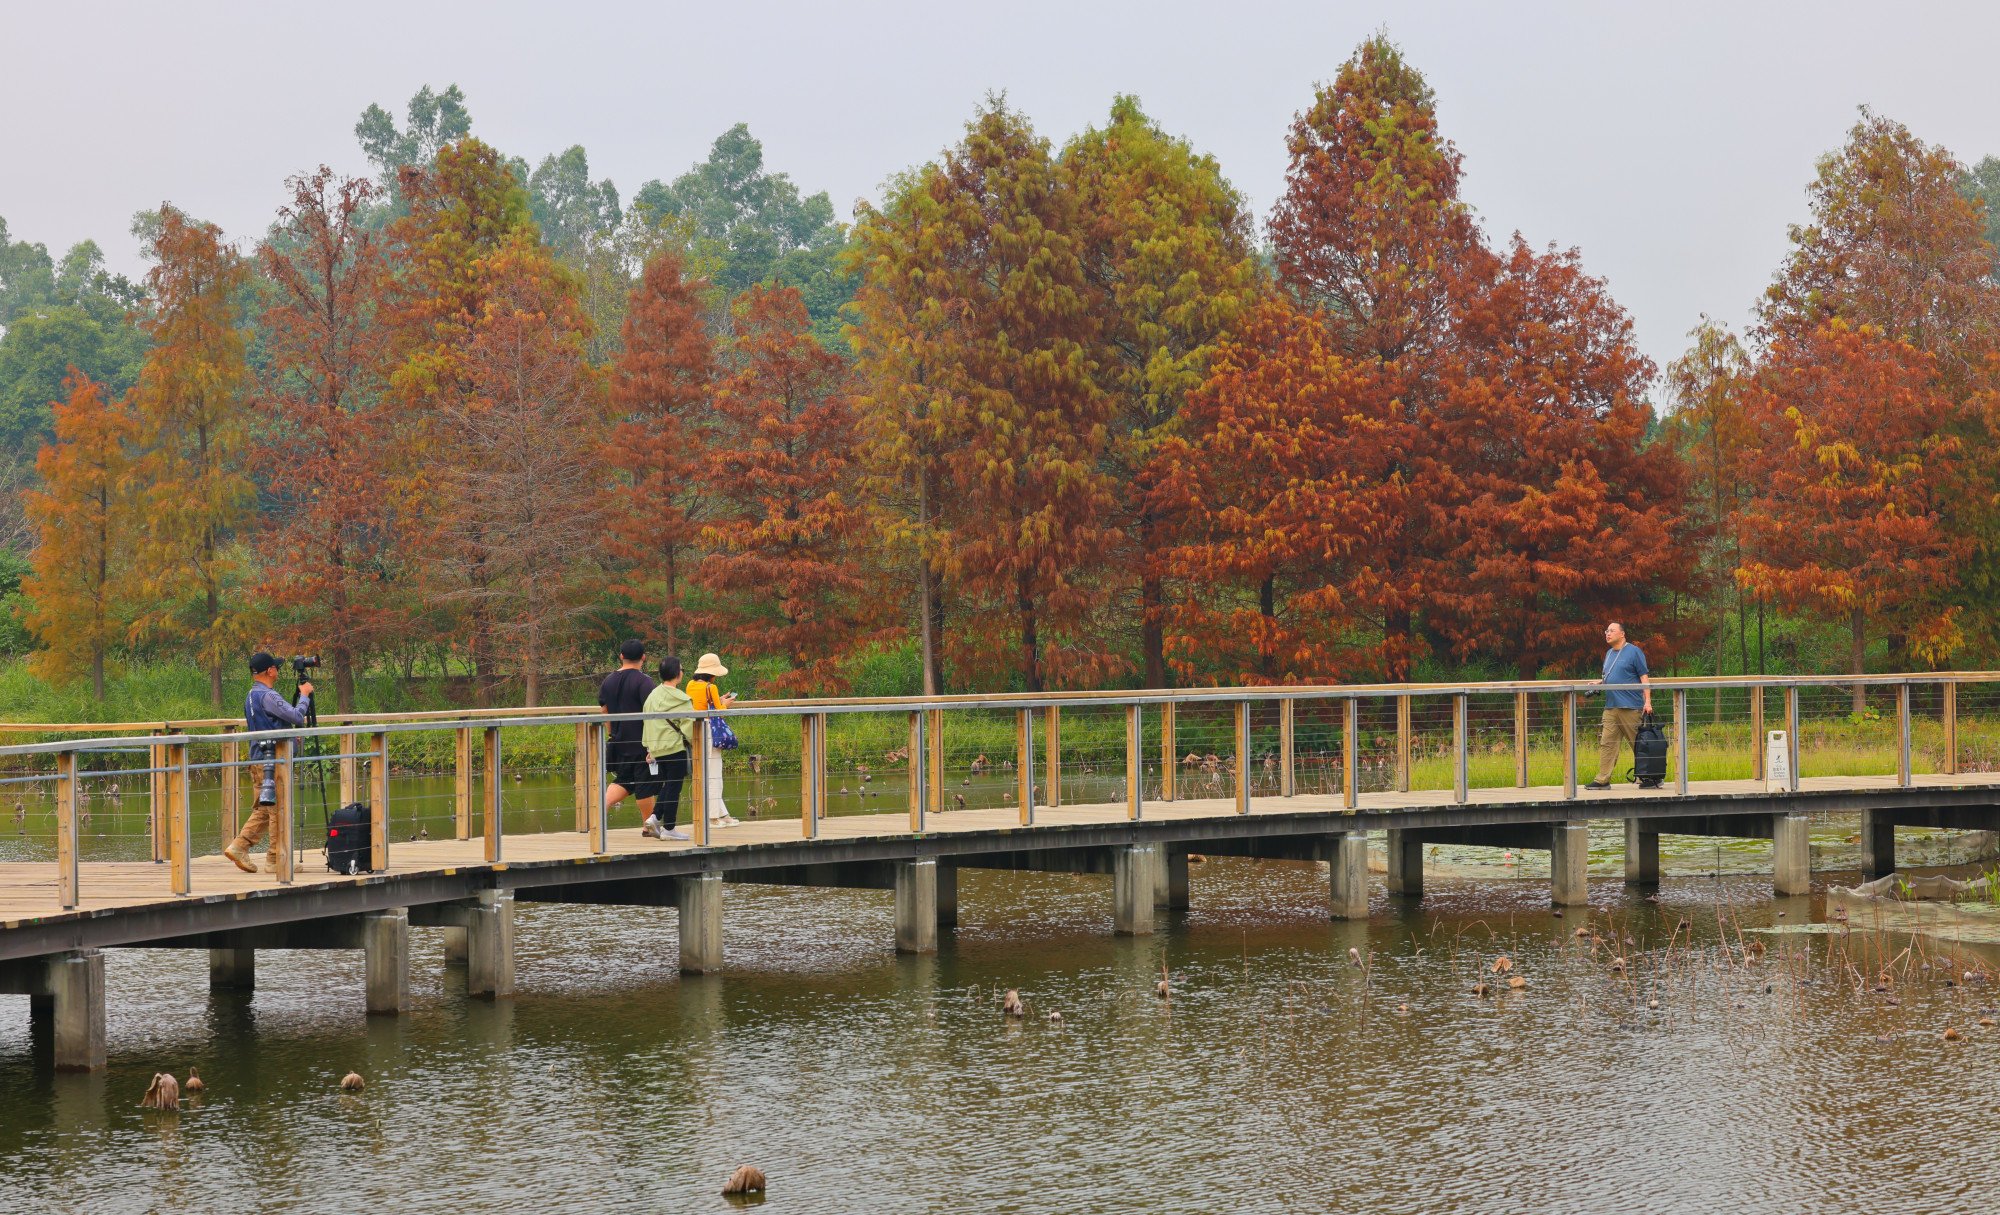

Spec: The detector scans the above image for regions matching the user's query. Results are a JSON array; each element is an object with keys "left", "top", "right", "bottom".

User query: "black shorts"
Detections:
[{"left": 608, "top": 753, "right": 664, "bottom": 801}]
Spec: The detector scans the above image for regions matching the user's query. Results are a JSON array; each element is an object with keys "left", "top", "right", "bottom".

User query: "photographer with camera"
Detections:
[{"left": 223, "top": 651, "right": 314, "bottom": 873}]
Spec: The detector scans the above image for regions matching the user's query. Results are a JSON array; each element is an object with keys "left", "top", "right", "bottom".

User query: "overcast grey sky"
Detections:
[{"left": 5, "top": 1, "right": 1998, "bottom": 376}]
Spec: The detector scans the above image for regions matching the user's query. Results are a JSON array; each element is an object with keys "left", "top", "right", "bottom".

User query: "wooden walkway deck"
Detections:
[{"left": 7, "top": 771, "right": 1997, "bottom": 926}]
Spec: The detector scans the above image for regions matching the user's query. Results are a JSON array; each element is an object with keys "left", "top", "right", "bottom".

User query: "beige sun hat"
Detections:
[{"left": 693, "top": 652, "right": 729, "bottom": 678}]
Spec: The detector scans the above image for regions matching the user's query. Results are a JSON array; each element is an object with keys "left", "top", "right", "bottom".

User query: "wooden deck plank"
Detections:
[{"left": 4, "top": 771, "right": 1998, "bottom": 925}]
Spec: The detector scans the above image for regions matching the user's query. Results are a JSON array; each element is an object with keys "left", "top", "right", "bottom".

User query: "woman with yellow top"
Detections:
[{"left": 687, "top": 652, "right": 740, "bottom": 829}]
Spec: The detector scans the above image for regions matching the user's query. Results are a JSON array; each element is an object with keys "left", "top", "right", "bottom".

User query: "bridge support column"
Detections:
[
  {"left": 936, "top": 862, "right": 958, "bottom": 930},
  {"left": 208, "top": 947, "right": 255, "bottom": 991},
  {"left": 47, "top": 950, "right": 105, "bottom": 1072},
  {"left": 1113, "top": 844, "right": 1157, "bottom": 936},
  {"left": 1551, "top": 822, "right": 1590, "bottom": 906},
  {"left": 466, "top": 890, "right": 515, "bottom": 1000},
  {"left": 1385, "top": 829, "right": 1422, "bottom": 899},
  {"left": 363, "top": 910, "right": 409, "bottom": 1015},
  {"left": 1773, "top": 814, "right": 1811, "bottom": 896},
  {"left": 895, "top": 859, "right": 938, "bottom": 954},
  {"left": 1164, "top": 849, "right": 1190, "bottom": 910},
  {"left": 1623, "top": 822, "right": 1659, "bottom": 886},
  {"left": 442, "top": 926, "right": 467, "bottom": 964},
  {"left": 678, "top": 872, "right": 724, "bottom": 974},
  {"left": 1328, "top": 830, "right": 1370, "bottom": 920},
  {"left": 1860, "top": 810, "right": 1896, "bottom": 879}
]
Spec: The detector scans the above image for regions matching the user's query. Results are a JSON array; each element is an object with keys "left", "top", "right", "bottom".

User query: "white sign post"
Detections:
[{"left": 1765, "top": 730, "right": 1792, "bottom": 794}]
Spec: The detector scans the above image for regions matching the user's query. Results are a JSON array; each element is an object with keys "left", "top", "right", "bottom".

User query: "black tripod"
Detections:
[{"left": 290, "top": 658, "right": 330, "bottom": 863}]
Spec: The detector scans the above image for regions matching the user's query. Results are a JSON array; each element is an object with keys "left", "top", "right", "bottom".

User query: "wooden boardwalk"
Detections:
[{"left": 7, "top": 771, "right": 1996, "bottom": 926}]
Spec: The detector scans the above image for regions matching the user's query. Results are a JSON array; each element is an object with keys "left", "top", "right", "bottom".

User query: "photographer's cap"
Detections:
[{"left": 249, "top": 652, "right": 279, "bottom": 674}]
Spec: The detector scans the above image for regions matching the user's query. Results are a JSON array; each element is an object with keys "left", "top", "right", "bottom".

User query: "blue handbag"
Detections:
[{"left": 707, "top": 715, "right": 740, "bottom": 751}]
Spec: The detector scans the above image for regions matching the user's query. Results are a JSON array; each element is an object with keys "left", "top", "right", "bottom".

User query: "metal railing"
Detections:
[{"left": 3, "top": 671, "right": 1995, "bottom": 911}]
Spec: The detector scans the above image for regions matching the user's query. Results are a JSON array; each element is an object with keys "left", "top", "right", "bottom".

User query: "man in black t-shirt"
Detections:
[{"left": 598, "top": 639, "right": 661, "bottom": 827}]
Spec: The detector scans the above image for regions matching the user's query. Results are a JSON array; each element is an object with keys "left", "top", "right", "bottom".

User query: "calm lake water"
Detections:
[{"left": 6, "top": 843, "right": 2000, "bottom": 1213}]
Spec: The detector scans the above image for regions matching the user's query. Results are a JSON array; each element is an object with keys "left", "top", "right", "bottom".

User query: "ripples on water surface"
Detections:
[{"left": 5, "top": 859, "right": 2000, "bottom": 1214}]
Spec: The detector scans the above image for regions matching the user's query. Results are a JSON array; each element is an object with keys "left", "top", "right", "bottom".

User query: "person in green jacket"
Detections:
[{"left": 640, "top": 657, "right": 694, "bottom": 840}]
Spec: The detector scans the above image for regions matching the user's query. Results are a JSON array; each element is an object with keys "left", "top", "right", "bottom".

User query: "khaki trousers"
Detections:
[
  {"left": 1594, "top": 709, "right": 1643, "bottom": 784},
  {"left": 230, "top": 802, "right": 283, "bottom": 865}
]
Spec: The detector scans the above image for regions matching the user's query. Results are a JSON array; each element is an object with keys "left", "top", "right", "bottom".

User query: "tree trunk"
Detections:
[
  {"left": 1851, "top": 607, "right": 1867, "bottom": 713},
  {"left": 918, "top": 561, "right": 940, "bottom": 696},
  {"left": 664, "top": 545, "right": 679, "bottom": 655},
  {"left": 91, "top": 649, "right": 104, "bottom": 702},
  {"left": 1385, "top": 608, "right": 1413, "bottom": 681},
  {"left": 1258, "top": 576, "right": 1276, "bottom": 681},
  {"left": 1018, "top": 570, "right": 1041, "bottom": 693},
  {"left": 1141, "top": 571, "right": 1167, "bottom": 689},
  {"left": 333, "top": 644, "right": 356, "bottom": 715},
  {"left": 524, "top": 666, "right": 540, "bottom": 708}
]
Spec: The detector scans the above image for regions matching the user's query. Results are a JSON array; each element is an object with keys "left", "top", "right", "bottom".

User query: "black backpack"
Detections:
[
  {"left": 326, "top": 802, "right": 372, "bottom": 875},
  {"left": 1631, "top": 712, "right": 1668, "bottom": 789}
]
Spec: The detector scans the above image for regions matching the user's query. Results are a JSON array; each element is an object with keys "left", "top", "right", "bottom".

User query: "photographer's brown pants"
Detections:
[{"left": 229, "top": 803, "right": 282, "bottom": 866}]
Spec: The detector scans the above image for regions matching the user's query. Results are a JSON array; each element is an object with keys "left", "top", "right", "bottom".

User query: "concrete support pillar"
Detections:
[
  {"left": 363, "top": 909, "right": 409, "bottom": 1015},
  {"left": 466, "top": 890, "right": 515, "bottom": 1000},
  {"left": 1860, "top": 810, "right": 1896, "bottom": 879},
  {"left": 678, "top": 872, "right": 724, "bottom": 974},
  {"left": 1384, "top": 829, "right": 1423, "bottom": 899},
  {"left": 1773, "top": 814, "right": 1812, "bottom": 896},
  {"left": 1113, "top": 844, "right": 1157, "bottom": 936},
  {"left": 208, "top": 947, "right": 255, "bottom": 991},
  {"left": 894, "top": 859, "right": 939, "bottom": 954},
  {"left": 46, "top": 950, "right": 105, "bottom": 1072},
  {"left": 442, "top": 926, "right": 468, "bottom": 964},
  {"left": 1623, "top": 821, "right": 1659, "bottom": 886},
  {"left": 1327, "top": 830, "right": 1370, "bottom": 920},
  {"left": 935, "top": 862, "right": 958, "bottom": 930},
  {"left": 1551, "top": 822, "right": 1590, "bottom": 907},
  {"left": 1164, "top": 849, "right": 1190, "bottom": 911},
  {"left": 1150, "top": 846, "right": 1171, "bottom": 908}
]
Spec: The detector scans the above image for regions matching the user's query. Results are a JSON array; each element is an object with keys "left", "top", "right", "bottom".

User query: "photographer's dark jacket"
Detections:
[{"left": 244, "top": 684, "right": 311, "bottom": 736}]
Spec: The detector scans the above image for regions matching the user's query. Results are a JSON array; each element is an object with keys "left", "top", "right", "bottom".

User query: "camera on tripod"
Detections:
[{"left": 291, "top": 654, "right": 320, "bottom": 678}]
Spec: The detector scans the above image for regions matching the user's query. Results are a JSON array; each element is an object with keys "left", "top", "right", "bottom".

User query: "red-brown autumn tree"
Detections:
[
  {"left": 1736, "top": 320, "right": 1973, "bottom": 702},
  {"left": 22, "top": 370, "right": 136, "bottom": 699},
  {"left": 255, "top": 167, "right": 395, "bottom": 711},
  {"left": 605, "top": 246, "right": 716, "bottom": 653},
  {"left": 698, "top": 286, "right": 876, "bottom": 691}
]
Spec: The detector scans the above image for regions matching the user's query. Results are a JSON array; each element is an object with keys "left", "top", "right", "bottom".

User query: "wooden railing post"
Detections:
[
  {"left": 1749, "top": 685, "right": 1765, "bottom": 780},
  {"left": 56, "top": 751, "right": 78, "bottom": 909},
  {"left": 1279, "top": 698, "right": 1295, "bottom": 798},
  {"left": 1672, "top": 688, "right": 1689, "bottom": 796},
  {"left": 1126, "top": 704, "right": 1142, "bottom": 820},
  {"left": 689, "top": 715, "right": 710, "bottom": 847},
  {"left": 573, "top": 722, "right": 592, "bottom": 833},
  {"left": 908, "top": 711, "right": 925, "bottom": 833},
  {"left": 1513, "top": 691, "right": 1529, "bottom": 788},
  {"left": 1017, "top": 708, "right": 1035, "bottom": 825},
  {"left": 1783, "top": 687, "right": 1801, "bottom": 792},
  {"left": 273, "top": 738, "right": 295, "bottom": 885},
  {"left": 369, "top": 732, "right": 389, "bottom": 872},
  {"left": 150, "top": 729, "right": 167, "bottom": 863},
  {"left": 167, "top": 741, "right": 190, "bottom": 895},
  {"left": 1233, "top": 702, "right": 1251, "bottom": 815},
  {"left": 590, "top": 721, "right": 609, "bottom": 853},
  {"left": 1341, "top": 697, "right": 1358, "bottom": 811},
  {"left": 1944, "top": 679, "right": 1959, "bottom": 776},
  {"left": 1396, "top": 696, "right": 1412, "bottom": 793},
  {"left": 926, "top": 709, "right": 944, "bottom": 818},
  {"left": 482, "top": 725, "right": 502, "bottom": 862},
  {"left": 1159, "top": 701, "right": 1176, "bottom": 803},
  {"left": 219, "top": 738, "right": 241, "bottom": 848},
  {"left": 800, "top": 714, "right": 820, "bottom": 839},
  {"left": 453, "top": 727, "right": 473, "bottom": 840},
  {"left": 1897, "top": 682, "right": 1912, "bottom": 788},
  {"left": 1452, "top": 693, "right": 1469, "bottom": 805},
  {"left": 1044, "top": 706, "right": 1061, "bottom": 809},
  {"left": 1562, "top": 691, "right": 1578, "bottom": 799},
  {"left": 338, "top": 730, "right": 358, "bottom": 807}
]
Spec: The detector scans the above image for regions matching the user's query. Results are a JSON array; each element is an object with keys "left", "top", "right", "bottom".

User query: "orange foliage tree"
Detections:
[
  {"left": 255, "top": 167, "right": 395, "bottom": 712},
  {"left": 1432, "top": 239, "right": 1688, "bottom": 678},
  {"left": 698, "top": 286, "right": 875, "bottom": 691},
  {"left": 127, "top": 205, "right": 255, "bottom": 704},
  {"left": 604, "top": 246, "right": 715, "bottom": 653},
  {"left": 1736, "top": 320, "right": 1973, "bottom": 702},
  {"left": 22, "top": 371, "right": 136, "bottom": 698}
]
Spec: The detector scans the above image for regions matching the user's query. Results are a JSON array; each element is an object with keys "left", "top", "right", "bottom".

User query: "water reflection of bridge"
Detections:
[{"left": 4, "top": 672, "right": 1997, "bottom": 1070}]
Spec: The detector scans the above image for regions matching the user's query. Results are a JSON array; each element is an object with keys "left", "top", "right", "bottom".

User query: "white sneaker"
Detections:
[
  {"left": 662, "top": 827, "right": 690, "bottom": 841},
  {"left": 639, "top": 823, "right": 660, "bottom": 839},
  {"left": 642, "top": 814, "right": 660, "bottom": 831},
  {"left": 712, "top": 814, "right": 741, "bottom": 828}
]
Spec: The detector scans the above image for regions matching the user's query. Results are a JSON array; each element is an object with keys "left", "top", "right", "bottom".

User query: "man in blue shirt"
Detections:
[
  {"left": 223, "top": 652, "right": 313, "bottom": 872},
  {"left": 1587, "top": 621, "right": 1652, "bottom": 790}
]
